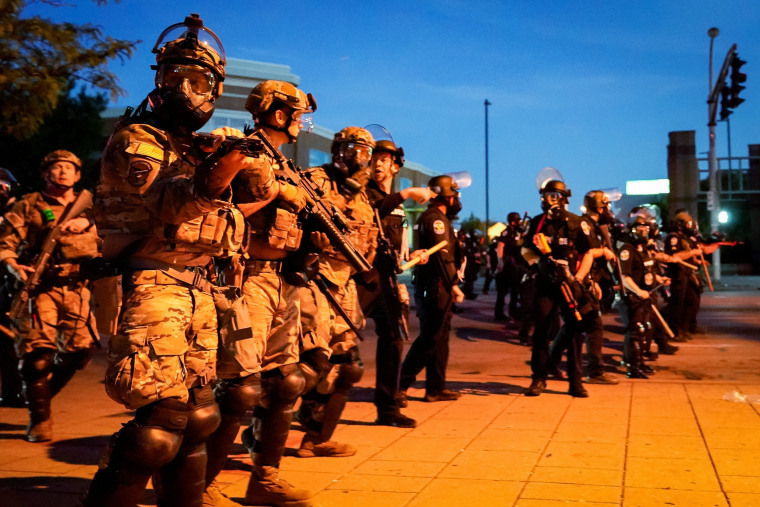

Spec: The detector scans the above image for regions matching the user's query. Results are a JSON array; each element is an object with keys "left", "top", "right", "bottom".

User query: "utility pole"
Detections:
[{"left": 484, "top": 99, "right": 491, "bottom": 237}]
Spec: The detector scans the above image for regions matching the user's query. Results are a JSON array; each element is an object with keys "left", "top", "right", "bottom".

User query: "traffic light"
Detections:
[
  {"left": 728, "top": 55, "right": 747, "bottom": 108},
  {"left": 719, "top": 85, "right": 732, "bottom": 120}
]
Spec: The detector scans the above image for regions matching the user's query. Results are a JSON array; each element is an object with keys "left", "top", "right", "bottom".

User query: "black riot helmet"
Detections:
[
  {"left": 507, "top": 212, "right": 521, "bottom": 225},
  {"left": 429, "top": 174, "right": 462, "bottom": 217},
  {"left": 374, "top": 139, "right": 405, "bottom": 167},
  {"left": 540, "top": 179, "right": 571, "bottom": 212},
  {"left": 628, "top": 211, "right": 651, "bottom": 244},
  {"left": 583, "top": 190, "right": 615, "bottom": 224},
  {"left": 672, "top": 210, "right": 696, "bottom": 234}
]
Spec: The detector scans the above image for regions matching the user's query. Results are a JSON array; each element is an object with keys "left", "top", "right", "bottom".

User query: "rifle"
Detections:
[
  {"left": 534, "top": 233, "right": 582, "bottom": 321},
  {"left": 193, "top": 133, "right": 265, "bottom": 171},
  {"left": 250, "top": 131, "right": 372, "bottom": 275},
  {"left": 521, "top": 211, "right": 530, "bottom": 230},
  {"left": 372, "top": 209, "right": 409, "bottom": 341},
  {"left": 7, "top": 190, "right": 93, "bottom": 322},
  {"left": 313, "top": 274, "right": 364, "bottom": 341}
]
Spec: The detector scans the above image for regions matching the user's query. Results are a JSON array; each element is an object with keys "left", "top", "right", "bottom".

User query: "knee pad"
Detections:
[
  {"left": 20, "top": 349, "right": 54, "bottom": 380},
  {"left": 216, "top": 374, "right": 261, "bottom": 417},
  {"left": 263, "top": 366, "right": 305, "bottom": 406},
  {"left": 121, "top": 398, "right": 189, "bottom": 469},
  {"left": 182, "top": 384, "right": 221, "bottom": 443},
  {"left": 335, "top": 362, "right": 364, "bottom": 390}
]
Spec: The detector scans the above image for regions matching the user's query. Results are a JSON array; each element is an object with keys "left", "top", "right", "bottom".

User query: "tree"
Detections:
[
  {"left": 0, "top": 83, "right": 108, "bottom": 193},
  {"left": 0, "top": 0, "right": 137, "bottom": 140},
  {"left": 459, "top": 212, "right": 483, "bottom": 233}
]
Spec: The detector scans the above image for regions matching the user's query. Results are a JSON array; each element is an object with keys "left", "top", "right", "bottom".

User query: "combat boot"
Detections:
[
  {"left": 244, "top": 465, "right": 312, "bottom": 507},
  {"left": 203, "top": 481, "right": 242, "bottom": 506},
  {"left": 524, "top": 379, "right": 546, "bottom": 397},
  {"left": 296, "top": 432, "right": 356, "bottom": 458},
  {"left": 26, "top": 418, "right": 53, "bottom": 442}
]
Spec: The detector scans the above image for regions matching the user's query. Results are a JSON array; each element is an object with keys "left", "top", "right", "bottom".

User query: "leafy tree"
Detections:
[
  {"left": 459, "top": 213, "right": 483, "bottom": 233},
  {"left": 0, "top": 83, "right": 108, "bottom": 194},
  {"left": 0, "top": 0, "right": 137, "bottom": 140}
]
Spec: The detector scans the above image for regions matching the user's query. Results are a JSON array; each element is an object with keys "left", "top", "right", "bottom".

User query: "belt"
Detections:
[
  {"left": 129, "top": 266, "right": 214, "bottom": 294},
  {"left": 244, "top": 259, "right": 283, "bottom": 274}
]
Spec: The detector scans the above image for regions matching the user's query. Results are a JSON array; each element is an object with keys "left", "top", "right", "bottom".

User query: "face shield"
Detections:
[
  {"left": 156, "top": 64, "right": 217, "bottom": 95},
  {"left": 152, "top": 16, "right": 226, "bottom": 70}
]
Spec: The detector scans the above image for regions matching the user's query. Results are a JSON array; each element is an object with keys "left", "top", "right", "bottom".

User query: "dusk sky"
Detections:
[{"left": 24, "top": 1, "right": 760, "bottom": 222}]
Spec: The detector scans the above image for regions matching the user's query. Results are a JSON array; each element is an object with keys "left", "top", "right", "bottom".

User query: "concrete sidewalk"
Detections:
[{"left": 1, "top": 276, "right": 759, "bottom": 506}]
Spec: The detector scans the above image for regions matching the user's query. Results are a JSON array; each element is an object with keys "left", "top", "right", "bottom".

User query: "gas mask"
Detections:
[{"left": 151, "top": 63, "right": 218, "bottom": 133}]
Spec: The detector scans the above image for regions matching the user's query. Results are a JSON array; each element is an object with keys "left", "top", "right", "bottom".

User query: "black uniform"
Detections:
[
  {"left": 524, "top": 209, "right": 597, "bottom": 393},
  {"left": 664, "top": 232, "right": 701, "bottom": 339},
  {"left": 460, "top": 232, "right": 481, "bottom": 300},
  {"left": 577, "top": 214, "right": 608, "bottom": 378},
  {"left": 399, "top": 205, "right": 458, "bottom": 397},
  {"left": 495, "top": 222, "right": 527, "bottom": 320},
  {"left": 618, "top": 239, "right": 657, "bottom": 376},
  {"left": 0, "top": 195, "right": 23, "bottom": 407},
  {"left": 359, "top": 180, "right": 408, "bottom": 419}
]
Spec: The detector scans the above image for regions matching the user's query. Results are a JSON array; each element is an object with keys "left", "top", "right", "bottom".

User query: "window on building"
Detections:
[
  {"left": 309, "top": 149, "right": 331, "bottom": 167},
  {"left": 398, "top": 177, "right": 412, "bottom": 192}
]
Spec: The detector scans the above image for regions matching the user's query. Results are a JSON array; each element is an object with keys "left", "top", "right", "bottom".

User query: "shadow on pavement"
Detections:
[{"left": 49, "top": 435, "right": 110, "bottom": 465}]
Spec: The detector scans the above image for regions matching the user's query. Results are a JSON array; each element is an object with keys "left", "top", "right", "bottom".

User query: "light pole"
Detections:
[
  {"left": 484, "top": 99, "right": 491, "bottom": 236},
  {"left": 707, "top": 27, "right": 721, "bottom": 280}
]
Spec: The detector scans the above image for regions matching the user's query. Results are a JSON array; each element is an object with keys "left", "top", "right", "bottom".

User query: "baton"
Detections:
[{"left": 399, "top": 240, "right": 448, "bottom": 272}]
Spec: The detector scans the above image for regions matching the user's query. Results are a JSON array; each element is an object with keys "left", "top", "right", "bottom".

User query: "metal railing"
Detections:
[{"left": 697, "top": 155, "right": 760, "bottom": 200}]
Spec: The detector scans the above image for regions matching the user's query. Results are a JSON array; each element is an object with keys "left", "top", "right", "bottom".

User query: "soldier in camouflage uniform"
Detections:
[
  {"left": 84, "top": 15, "right": 258, "bottom": 506},
  {"left": 0, "top": 151, "right": 99, "bottom": 441},
  {"left": 296, "top": 127, "right": 378, "bottom": 458},
  {"left": 0, "top": 167, "right": 24, "bottom": 408},
  {"left": 205, "top": 80, "right": 318, "bottom": 507}
]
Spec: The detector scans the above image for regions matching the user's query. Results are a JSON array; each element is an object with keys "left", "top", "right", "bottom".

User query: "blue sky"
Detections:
[{"left": 24, "top": 1, "right": 760, "bottom": 221}]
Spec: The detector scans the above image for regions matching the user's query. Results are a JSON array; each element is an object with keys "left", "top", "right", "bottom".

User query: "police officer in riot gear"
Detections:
[
  {"left": 618, "top": 211, "right": 671, "bottom": 378},
  {"left": 664, "top": 211, "right": 718, "bottom": 341},
  {"left": 398, "top": 174, "right": 465, "bottom": 404},
  {"left": 522, "top": 178, "right": 599, "bottom": 397},
  {"left": 84, "top": 14, "right": 257, "bottom": 506},
  {"left": 358, "top": 135, "right": 432, "bottom": 427},
  {"left": 495, "top": 211, "right": 526, "bottom": 320}
]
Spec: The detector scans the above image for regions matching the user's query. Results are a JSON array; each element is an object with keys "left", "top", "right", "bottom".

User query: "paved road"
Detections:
[{"left": 1, "top": 276, "right": 759, "bottom": 506}]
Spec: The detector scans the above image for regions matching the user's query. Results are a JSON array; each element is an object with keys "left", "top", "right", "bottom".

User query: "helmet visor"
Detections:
[
  {"left": 153, "top": 23, "right": 226, "bottom": 64},
  {"left": 157, "top": 64, "right": 217, "bottom": 94},
  {"left": 296, "top": 112, "right": 314, "bottom": 133}
]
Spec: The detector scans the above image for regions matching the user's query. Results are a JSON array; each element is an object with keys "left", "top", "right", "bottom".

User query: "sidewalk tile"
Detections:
[
  {"left": 540, "top": 442, "right": 625, "bottom": 470},
  {"left": 407, "top": 477, "right": 522, "bottom": 506},
  {"left": 628, "top": 415, "right": 701, "bottom": 436},
  {"left": 312, "top": 489, "right": 414, "bottom": 506},
  {"left": 326, "top": 473, "right": 430, "bottom": 492},
  {"left": 373, "top": 436, "right": 470, "bottom": 462},
  {"left": 625, "top": 457, "right": 722, "bottom": 491},
  {"left": 439, "top": 449, "right": 538, "bottom": 481},
  {"left": 623, "top": 487, "right": 729, "bottom": 506},
  {"left": 351, "top": 460, "right": 446, "bottom": 478},
  {"left": 521, "top": 482, "right": 621, "bottom": 503},
  {"left": 721, "top": 475, "right": 760, "bottom": 494},
  {"left": 703, "top": 429, "right": 760, "bottom": 450},
  {"left": 411, "top": 417, "right": 489, "bottom": 438},
  {"left": 516, "top": 500, "right": 618, "bottom": 506},
  {"left": 531, "top": 465, "right": 623, "bottom": 486},
  {"left": 490, "top": 412, "right": 562, "bottom": 430},
  {"left": 552, "top": 422, "right": 628, "bottom": 444},
  {"left": 627, "top": 434, "right": 709, "bottom": 459},
  {"left": 726, "top": 492, "right": 760, "bottom": 507},
  {"left": 709, "top": 448, "right": 760, "bottom": 476},
  {"left": 468, "top": 428, "right": 552, "bottom": 452}
]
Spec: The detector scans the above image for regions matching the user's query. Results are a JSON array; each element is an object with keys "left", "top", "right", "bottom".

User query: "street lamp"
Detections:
[
  {"left": 707, "top": 27, "right": 722, "bottom": 281},
  {"left": 484, "top": 99, "right": 491, "bottom": 236}
]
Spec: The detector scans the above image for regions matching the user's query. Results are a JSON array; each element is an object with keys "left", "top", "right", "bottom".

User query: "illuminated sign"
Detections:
[{"left": 625, "top": 179, "right": 670, "bottom": 195}]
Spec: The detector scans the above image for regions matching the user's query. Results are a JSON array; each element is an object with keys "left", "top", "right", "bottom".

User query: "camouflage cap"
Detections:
[
  {"left": 245, "top": 80, "right": 316, "bottom": 116},
  {"left": 40, "top": 150, "right": 81, "bottom": 171},
  {"left": 333, "top": 126, "right": 375, "bottom": 149}
]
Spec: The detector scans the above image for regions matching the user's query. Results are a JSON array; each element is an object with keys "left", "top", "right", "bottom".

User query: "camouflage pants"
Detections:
[
  {"left": 105, "top": 275, "right": 217, "bottom": 410},
  {"left": 14, "top": 282, "right": 95, "bottom": 357},
  {"left": 231, "top": 262, "right": 300, "bottom": 375},
  {"left": 301, "top": 277, "right": 363, "bottom": 356}
]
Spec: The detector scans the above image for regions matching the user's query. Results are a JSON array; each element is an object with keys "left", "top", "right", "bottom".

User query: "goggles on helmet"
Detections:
[
  {"left": 341, "top": 143, "right": 373, "bottom": 161},
  {"left": 294, "top": 111, "right": 314, "bottom": 133},
  {"left": 156, "top": 64, "right": 217, "bottom": 95}
]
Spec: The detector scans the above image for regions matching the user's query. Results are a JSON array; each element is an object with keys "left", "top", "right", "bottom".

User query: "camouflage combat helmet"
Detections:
[
  {"left": 333, "top": 126, "right": 376, "bottom": 149},
  {"left": 152, "top": 13, "right": 226, "bottom": 81},
  {"left": 245, "top": 80, "right": 316, "bottom": 117},
  {"left": 40, "top": 150, "right": 82, "bottom": 172}
]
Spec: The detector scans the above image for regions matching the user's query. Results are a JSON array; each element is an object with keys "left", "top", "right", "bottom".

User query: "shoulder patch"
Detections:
[
  {"left": 670, "top": 236, "right": 678, "bottom": 246},
  {"left": 433, "top": 220, "right": 446, "bottom": 235},
  {"left": 619, "top": 249, "right": 630, "bottom": 261},
  {"left": 127, "top": 160, "right": 153, "bottom": 187},
  {"left": 581, "top": 220, "right": 591, "bottom": 235}
]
